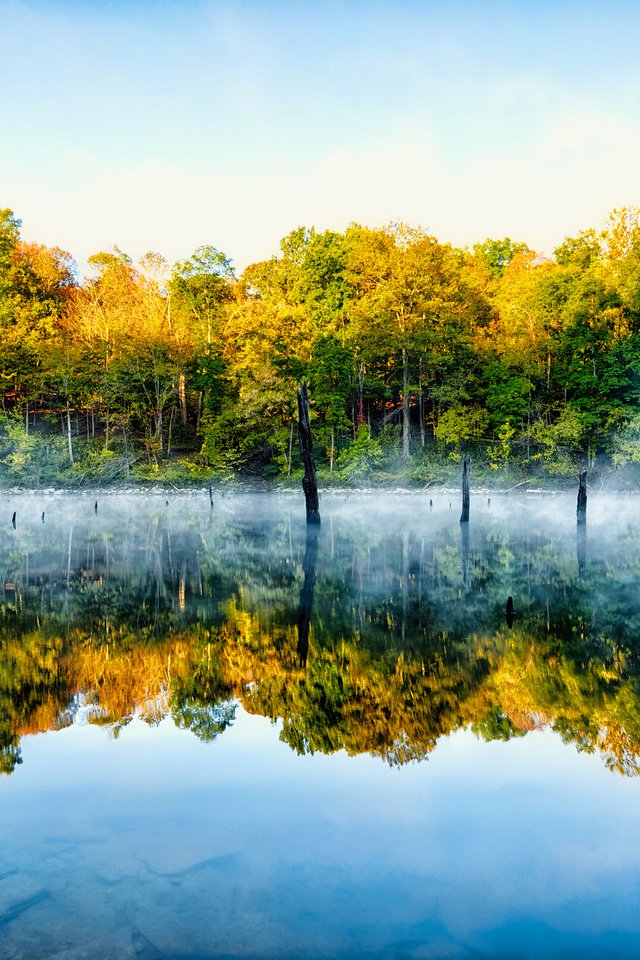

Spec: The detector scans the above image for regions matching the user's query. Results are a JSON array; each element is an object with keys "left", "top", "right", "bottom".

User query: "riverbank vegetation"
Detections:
[{"left": 2, "top": 206, "right": 640, "bottom": 487}]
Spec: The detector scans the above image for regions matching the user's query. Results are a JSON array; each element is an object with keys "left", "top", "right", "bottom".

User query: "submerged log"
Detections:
[
  {"left": 577, "top": 470, "right": 587, "bottom": 525},
  {"left": 460, "top": 454, "right": 471, "bottom": 523},
  {"left": 297, "top": 380, "right": 321, "bottom": 526}
]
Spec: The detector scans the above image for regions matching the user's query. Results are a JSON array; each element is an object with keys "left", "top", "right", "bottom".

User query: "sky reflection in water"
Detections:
[{"left": 1, "top": 489, "right": 640, "bottom": 958}]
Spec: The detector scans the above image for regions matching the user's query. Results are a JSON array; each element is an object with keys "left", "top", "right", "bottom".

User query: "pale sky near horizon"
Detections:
[{"left": 2, "top": 0, "right": 640, "bottom": 276}]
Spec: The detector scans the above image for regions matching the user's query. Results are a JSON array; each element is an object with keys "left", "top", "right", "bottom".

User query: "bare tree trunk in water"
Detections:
[
  {"left": 297, "top": 380, "right": 320, "bottom": 526},
  {"left": 460, "top": 454, "right": 471, "bottom": 523},
  {"left": 577, "top": 470, "right": 587, "bottom": 525}
]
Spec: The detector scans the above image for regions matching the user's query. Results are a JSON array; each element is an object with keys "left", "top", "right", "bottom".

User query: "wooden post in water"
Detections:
[
  {"left": 297, "top": 380, "right": 321, "bottom": 526},
  {"left": 576, "top": 470, "right": 587, "bottom": 526},
  {"left": 460, "top": 454, "right": 471, "bottom": 524}
]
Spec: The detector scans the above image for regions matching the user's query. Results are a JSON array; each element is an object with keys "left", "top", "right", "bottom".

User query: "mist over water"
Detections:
[{"left": 1, "top": 489, "right": 640, "bottom": 959}]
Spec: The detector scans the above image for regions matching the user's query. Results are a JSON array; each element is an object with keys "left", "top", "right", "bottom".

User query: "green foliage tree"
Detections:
[{"left": 1, "top": 205, "right": 640, "bottom": 484}]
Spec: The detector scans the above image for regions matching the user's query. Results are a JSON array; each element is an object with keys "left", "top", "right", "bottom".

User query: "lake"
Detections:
[{"left": 1, "top": 489, "right": 640, "bottom": 959}]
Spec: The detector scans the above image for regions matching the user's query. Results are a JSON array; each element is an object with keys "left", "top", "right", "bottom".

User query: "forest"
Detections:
[{"left": 2, "top": 206, "right": 640, "bottom": 486}]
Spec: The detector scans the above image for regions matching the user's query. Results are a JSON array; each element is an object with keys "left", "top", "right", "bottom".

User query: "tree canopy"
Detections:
[{"left": 2, "top": 206, "right": 640, "bottom": 485}]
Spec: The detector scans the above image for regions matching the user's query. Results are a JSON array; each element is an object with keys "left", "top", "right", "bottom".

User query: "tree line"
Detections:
[{"left": 2, "top": 206, "right": 640, "bottom": 485}]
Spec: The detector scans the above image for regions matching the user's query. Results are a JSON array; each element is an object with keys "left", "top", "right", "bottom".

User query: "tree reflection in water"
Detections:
[
  {"left": 297, "top": 525, "right": 319, "bottom": 667},
  {"left": 1, "top": 491, "right": 640, "bottom": 776}
]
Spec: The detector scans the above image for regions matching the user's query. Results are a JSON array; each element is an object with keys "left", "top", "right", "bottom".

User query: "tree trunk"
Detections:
[
  {"left": 402, "top": 348, "right": 410, "bottom": 460},
  {"left": 287, "top": 421, "right": 294, "bottom": 480},
  {"left": 460, "top": 454, "right": 471, "bottom": 523},
  {"left": 167, "top": 405, "right": 175, "bottom": 456},
  {"left": 577, "top": 470, "right": 587, "bottom": 525},
  {"left": 122, "top": 425, "right": 129, "bottom": 479},
  {"left": 178, "top": 373, "right": 187, "bottom": 425},
  {"left": 66, "top": 404, "right": 74, "bottom": 465},
  {"left": 297, "top": 380, "right": 320, "bottom": 526},
  {"left": 155, "top": 376, "right": 164, "bottom": 454},
  {"left": 419, "top": 362, "right": 425, "bottom": 449},
  {"left": 157, "top": 409, "right": 164, "bottom": 453}
]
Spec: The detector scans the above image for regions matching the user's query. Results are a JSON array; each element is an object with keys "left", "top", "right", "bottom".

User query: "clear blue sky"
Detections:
[{"left": 2, "top": 0, "right": 640, "bottom": 274}]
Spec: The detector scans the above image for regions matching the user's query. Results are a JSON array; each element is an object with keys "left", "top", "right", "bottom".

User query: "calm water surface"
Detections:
[{"left": 1, "top": 489, "right": 640, "bottom": 959}]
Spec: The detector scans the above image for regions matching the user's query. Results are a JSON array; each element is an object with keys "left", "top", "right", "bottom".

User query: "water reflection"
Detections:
[
  {"left": 297, "top": 526, "right": 319, "bottom": 667},
  {"left": 1, "top": 491, "right": 640, "bottom": 775},
  {"left": 577, "top": 522, "right": 587, "bottom": 583},
  {"left": 505, "top": 595, "right": 515, "bottom": 628}
]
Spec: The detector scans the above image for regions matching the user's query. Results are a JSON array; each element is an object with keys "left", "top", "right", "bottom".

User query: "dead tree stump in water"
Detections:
[
  {"left": 460, "top": 455, "right": 471, "bottom": 524},
  {"left": 297, "top": 380, "right": 321, "bottom": 526},
  {"left": 576, "top": 470, "right": 587, "bottom": 526}
]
